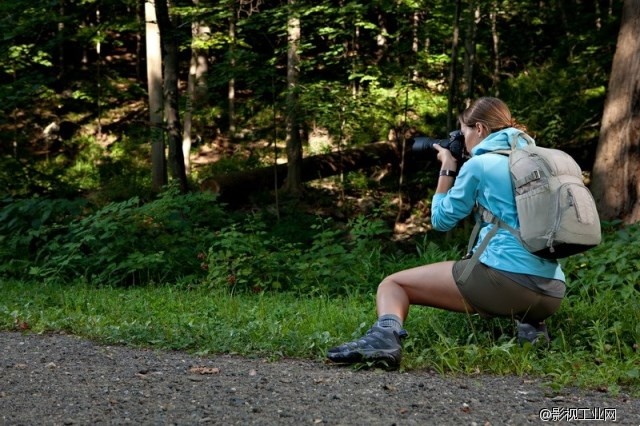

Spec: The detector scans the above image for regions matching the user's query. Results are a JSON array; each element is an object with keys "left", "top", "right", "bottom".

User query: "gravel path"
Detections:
[{"left": 1, "top": 331, "right": 638, "bottom": 425}]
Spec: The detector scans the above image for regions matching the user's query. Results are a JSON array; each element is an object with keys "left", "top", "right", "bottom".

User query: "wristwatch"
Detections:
[{"left": 439, "top": 169, "right": 457, "bottom": 177}]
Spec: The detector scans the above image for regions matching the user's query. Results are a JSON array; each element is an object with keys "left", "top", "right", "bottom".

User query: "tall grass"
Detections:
[{"left": 0, "top": 280, "right": 373, "bottom": 357}]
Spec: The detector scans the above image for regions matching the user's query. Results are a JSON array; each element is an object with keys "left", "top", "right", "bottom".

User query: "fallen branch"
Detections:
[{"left": 199, "top": 141, "right": 433, "bottom": 203}]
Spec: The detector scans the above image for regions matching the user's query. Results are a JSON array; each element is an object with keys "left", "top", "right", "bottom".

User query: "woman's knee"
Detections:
[{"left": 377, "top": 276, "right": 399, "bottom": 293}]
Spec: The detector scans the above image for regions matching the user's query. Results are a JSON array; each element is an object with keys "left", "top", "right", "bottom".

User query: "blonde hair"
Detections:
[{"left": 459, "top": 97, "right": 527, "bottom": 132}]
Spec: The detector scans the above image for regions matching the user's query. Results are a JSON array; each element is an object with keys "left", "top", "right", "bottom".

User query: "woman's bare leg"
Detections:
[
  {"left": 376, "top": 261, "right": 475, "bottom": 321},
  {"left": 326, "top": 261, "right": 474, "bottom": 366}
]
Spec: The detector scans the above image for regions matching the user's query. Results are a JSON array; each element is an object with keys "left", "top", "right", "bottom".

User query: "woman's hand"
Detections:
[
  {"left": 433, "top": 144, "right": 458, "bottom": 194},
  {"left": 433, "top": 144, "right": 458, "bottom": 171}
]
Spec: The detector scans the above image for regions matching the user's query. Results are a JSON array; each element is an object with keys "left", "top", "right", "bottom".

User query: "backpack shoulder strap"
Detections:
[
  {"left": 510, "top": 131, "right": 536, "bottom": 149},
  {"left": 458, "top": 205, "right": 520, "bottom": 283},
  {"left": 457, "top": 131, "right": 536, "bottom": 283}
]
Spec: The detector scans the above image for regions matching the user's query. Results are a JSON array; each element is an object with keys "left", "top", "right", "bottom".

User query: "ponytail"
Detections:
[{"left": 460, "top": 97, "right": 527, "bottom": 133}]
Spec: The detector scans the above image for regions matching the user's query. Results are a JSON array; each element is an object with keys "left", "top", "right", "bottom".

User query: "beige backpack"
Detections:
[{"left": 459, "top": 132, "right": 601, "bottom": 282}]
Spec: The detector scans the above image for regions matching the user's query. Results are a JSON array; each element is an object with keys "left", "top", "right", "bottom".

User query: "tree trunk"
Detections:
[
  {"left": 447, "top": 0, "right": 462, "bottom": 131},
  {"left": 145, "top": 0, "right": 167, "bottom": 192},
  {"left": 136, "top": 0, "right": 145, "bottom": 81},
  {"left": 282, "top": 0, "right": 303, "bottom": 196},
  {"left": 463, "top": 1, "right": 480, "bottom": 105},
  {"left": 490, "top": 0, "right": 500, "bottom": 96},
  {"left": 58, "top": 0, "right": 66, "bottom": 80},
  {"left": 591, "top": 0, "right": 640, "bottom": 224},
  {"left": 183, "top": 0, "right": 211, "bottom": 175},
  {"left": 183, "top": 52, "right": 196, "bottom": 175},
  {"left": 375, "top": 10, "right": 387, "bottom": 65},
  {"left": 155, "top": 0, "right": 188, "bottom": 193},
  {"left": 228, "top": 3, "right": 237, "bottom": 139},
  {"left": 411, "top": 10, "right": 419, "bottom": 81}
]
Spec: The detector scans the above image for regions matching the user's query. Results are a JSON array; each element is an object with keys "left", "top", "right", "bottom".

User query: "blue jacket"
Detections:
[{"left": 431, "top": 128, "right": 565, "bottom": 281}]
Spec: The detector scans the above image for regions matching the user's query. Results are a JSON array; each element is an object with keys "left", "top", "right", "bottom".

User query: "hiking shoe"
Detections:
[
  {"left": 517, "top": 321, "right": 550, "bottom": 346},
  {"left": 327, "top": 325, "right": 407, "bottom": 367}
]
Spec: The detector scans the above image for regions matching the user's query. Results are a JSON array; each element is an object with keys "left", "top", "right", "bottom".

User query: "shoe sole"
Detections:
[{"left": 327, "top": 348, "right": 401, "bottom": 366}]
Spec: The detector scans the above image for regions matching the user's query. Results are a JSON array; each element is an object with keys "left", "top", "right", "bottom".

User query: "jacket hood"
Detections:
[{"left": 471, "top": 127, "right": 534, "bottom": 156}]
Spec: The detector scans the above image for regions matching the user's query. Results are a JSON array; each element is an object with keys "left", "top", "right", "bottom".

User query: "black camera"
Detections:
[{"left": 411, "top": 130, "right": 466, "bottom": 161}]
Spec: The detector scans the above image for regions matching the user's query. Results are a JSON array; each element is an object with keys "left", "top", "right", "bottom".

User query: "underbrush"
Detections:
[
  {"left": 0, "top": 193, "right": 638, "bottom": 395},
  {"left": 0, "top": 188, "right": 450, "bottom": 294},
  {"left": 0, "top": 188, "right": 230, "bottom": 286}
]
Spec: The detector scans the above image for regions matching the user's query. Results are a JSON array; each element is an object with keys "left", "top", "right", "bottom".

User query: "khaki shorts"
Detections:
[{"left": 452, "top": 260, "right": 563, "bottom": 322}]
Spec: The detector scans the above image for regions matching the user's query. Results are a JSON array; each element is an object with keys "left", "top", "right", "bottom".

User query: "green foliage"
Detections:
[
  {"left": 2, "top": 190, "right": 410, "bottom": 294},
  {"left": 0, "top": 196, "right": 88, "bottom": 275},
  {"left": 0, "top": 188, "right": 229, "bottom": 286},
  {"left": 203, "top": 217, "right": 300, "bottom": 293},
  {"left": 0, "top": 0, "right": 623, "bottom": 203},
  {"left": 93, "top": 136, "right": 154, "bottom": 202},
  {"left": 0, "top": 133, "right": 152, "bottom": 201},
  {"left": 562, "top": 223, "right": 640, "bottom": 299},
  {"left": 300, "top": 79, "right": 448, "bottom": 145},
  {"left": 503, "top": 64, "right": 605, "bottom": 149},
  {"left": 0, "top": 157, "right": 73, "bottom": 198},
  {"left": 202, "top": 214, "right": 392, "bottom": 295}
]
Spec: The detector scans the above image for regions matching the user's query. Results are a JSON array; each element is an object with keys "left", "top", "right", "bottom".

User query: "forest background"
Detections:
[{"left": 1, "top": 0, "right": 639, "bottom": 394}]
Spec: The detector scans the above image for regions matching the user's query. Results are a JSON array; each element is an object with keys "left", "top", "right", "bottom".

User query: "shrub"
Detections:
[
  {"left": 2, "top": 188, "right": 229, "bottom": 286},
  {"left": 561, "top": 222, "right": 640, "bottom": 299},
  {"left": 0, "top": 196, "right": 87, "bottom": 276},
  {"left": 202, "top": 214, "right": 393, "bottom": 295}
]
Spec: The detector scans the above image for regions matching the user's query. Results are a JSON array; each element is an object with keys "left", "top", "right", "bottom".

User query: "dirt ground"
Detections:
[{"left": 1, "top": 331, "right": 638, "bottom": 425}]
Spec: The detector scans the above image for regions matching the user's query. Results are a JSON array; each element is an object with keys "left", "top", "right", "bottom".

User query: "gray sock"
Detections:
[{"left": 377, "top": 314, "right": 403, "bottom": 331}]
